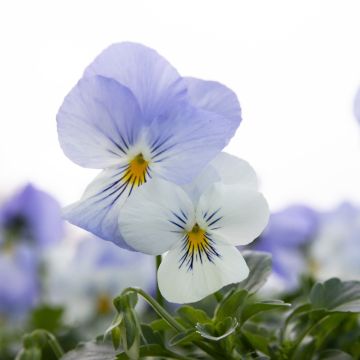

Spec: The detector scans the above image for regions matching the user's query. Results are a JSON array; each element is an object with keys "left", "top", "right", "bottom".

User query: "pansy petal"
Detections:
[
  {"left": 119, "top": 179, "right": 194, "bottom": 255},
  {"left": 182, "top": 152, "right": 258, "bottom": 203},
  {"left": 196, "top": 183, "right": 269, "bottom": 246},
  {"left": 84, "top": 42, "right": 187, "bottom": 123},
  {"left": 158, "top": 243, "right": 249, "bottom": 303},
  {"left": 184, "top": 77, "right": 241, "bottom": 124},
  {"left": 57, "top": 76, "right": 142, "bottom": 168},
  {"left": 148, "top": 103, "right": 239, "bottom": 184},
  {"left": 209, "top": 152, "right": 258, "bottom": 188},
  {"left": 64, "top": 167, "right": 137, "bottom": 250}
]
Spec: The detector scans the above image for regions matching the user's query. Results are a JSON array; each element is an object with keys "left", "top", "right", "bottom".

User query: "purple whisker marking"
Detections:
[
  {"left": 169, "top": 220, "right": 185, "bottom": 230},
  {"left": 205, "top": 208, "right": 221, "bottom": 222},
  {"left": 208, "top": 216, "right": 222, "bottom": 227}
]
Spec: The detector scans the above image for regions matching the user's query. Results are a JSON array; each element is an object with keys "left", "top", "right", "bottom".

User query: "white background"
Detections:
[{"left": 1, "top": 0, "right": 360, "bottom": 212}]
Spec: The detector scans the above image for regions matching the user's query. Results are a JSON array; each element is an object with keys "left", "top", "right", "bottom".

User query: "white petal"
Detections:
[
  {"left": 196, "top": 183, "right": 269, "bottom": 246},
  {"left": 119, "top": 179, "right": 195, "bottom": 255},
  {"left": 181, "top": 152, "right": 258, "bottom": 203},
  {"left": 210, "top": 152, "right": 258, "bottom": 189},
  {"left": 158, "top": 243, "right": 249, "bottom": 304}
]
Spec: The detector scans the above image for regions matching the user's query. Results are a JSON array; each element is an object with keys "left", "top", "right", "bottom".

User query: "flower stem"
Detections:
[
  {"left": 121, "top": 287, "right": 183, "bottom": 332},
  {"left": 155, "top": 255, "right": 164, "bottom": 307},
  {"left": 119, "top": 287, "right": 224, "bottom": 360},
  {"left": 46, "top": 332, "right": 64, "bottom": 359}
]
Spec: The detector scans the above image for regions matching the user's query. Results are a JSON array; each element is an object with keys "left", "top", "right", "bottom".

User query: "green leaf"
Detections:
[
  {"left": 310, "top": 278, "right": 360, "bottom": 312},
  {"left": 29, "top": 305, "right": 64, "bottom": 333},
  {"left": 61, "top": 341, "right": 116, "bottom": 360},
  {"left": 111, "top": 327, "right": 121, "bottom": 350},
  {"left": 113, "top": 292, "right": 138, "bottom": 313},
  {"left": 104, "top": 313, "right": 123, "bottom": 341},
  {"left": 15, "top": 348, "right": 42, "bottom": 360},
  {"left": 122, "top": 309, "right": 140, "bottom": 359},
  {"left": 176, "top": 306, "right": 211, "bottom": 326},
  {"left": 241, "top": 300, "right": 291, "bottom": 323},
  {"left": 241, "top": 323, "right": 272, "bottom": 356},
  {"left": 169, "top": 328, "right": 201, "bottom": 346},
  {"left": 141, "top": 324, "right": 163, "bottom": 346},
  {"left": 214, "top": 288, "right": 248, "bottom": 321},
  {"left": 317, "top": 349, "right": 353, "bottom": 360},
  {"left": 238, "top": 251, "right": 272, "bottom": 293},
  {"left": 196, "top": 317, "right": 238, "bottom": 341},
  {"left": 116, "top": 344, "right": 191, "bottom": 360},
  {"left": 150, "top": 318, "right": 173, "bottom": 332},
  {"left": 292, "top": 339, "right": 316, "bottom": 360}
]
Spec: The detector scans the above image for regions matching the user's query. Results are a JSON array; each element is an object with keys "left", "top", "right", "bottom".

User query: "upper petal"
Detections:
[
  {"left": 57, "top": 76, "right": 143, "bottom": 169},
  {"left": 148, "top": 103, "right": 239, "bottom": 184},
  {"left": 119, "top": 178, "right": 195, "bottom": 255},
  {"left": 196, "top": 183, "right": 269, "bottom": 246},
  {"left": 158, "top": 242, "right": 249, "bottom": 304},
  {"left": 184, "top": 77, "right": 241, "bottom": 125},
  {"left": 209, "top": 152, "right": 258, "bottom": 189},
  {"left": 84, "top": 42, "right": 187, "bottom": 123},
  {"left": 182, "top": 152, "right": 258, "bottom": 203}
]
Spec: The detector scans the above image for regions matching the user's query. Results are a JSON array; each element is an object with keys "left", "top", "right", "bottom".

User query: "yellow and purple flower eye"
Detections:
[
  {"left": 119, "top": 153, "right": 269, "bottom": 303},
  {"left": 57, "top": 42, "right": 242, "bottom": 250}
]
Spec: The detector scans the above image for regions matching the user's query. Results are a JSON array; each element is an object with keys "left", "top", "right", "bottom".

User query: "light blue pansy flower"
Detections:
[{"left": 57, "top": 42, "right": 241, "bottom": 250}]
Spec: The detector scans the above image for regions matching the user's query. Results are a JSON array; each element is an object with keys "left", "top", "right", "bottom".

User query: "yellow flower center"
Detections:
[
  {"left": 179, "top": 223, "right": 220, "bottom": 270},
  {"left": 123, "top": 153, "right": 149, "bottom": 187},
  {"left": 96, "top": 293, "right": 112, "bottom": 315},
  {"left": 187, "top": 223, "right": 207, "bottom": 252}
]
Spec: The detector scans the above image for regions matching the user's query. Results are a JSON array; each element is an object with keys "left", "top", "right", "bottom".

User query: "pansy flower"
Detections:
[
  {"left": 46, "top": 237, "right": 155, "bottom": 333},
  {"left": 57, "top": 42, "right": 241, "bottom": 250},
  {"left": 119, "top": 153, "right": 269, "bottom": 303}
]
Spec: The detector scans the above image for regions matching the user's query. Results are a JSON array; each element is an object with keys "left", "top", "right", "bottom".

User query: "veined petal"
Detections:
[
  {"left": 148, "top": 103, "right": 238, "bottom": 184},
  {"left": 184, "top": 77, "right": 241, "bottom": 125},
  {"left": 196, "top": 183, "right": 269, "bottom": 246},
  {"left": 57, "top": 76, "right": 143, "bottom": 168},
  {"left": 64, "top": 167, "right": 139, "bottom": 250},
  {"left": 158, "top": 243, "right": 249, "bottom": 304},
  {"left": 84, "top": 42, "right": 187, "bottom": 124},
  {"left": 119, "top": 179, "right": 195, "bottom": 255}
]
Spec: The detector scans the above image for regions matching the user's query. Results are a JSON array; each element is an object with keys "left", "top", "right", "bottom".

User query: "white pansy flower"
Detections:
[{"left": 119, "top": 153, "right": 269, "bottom": 303}]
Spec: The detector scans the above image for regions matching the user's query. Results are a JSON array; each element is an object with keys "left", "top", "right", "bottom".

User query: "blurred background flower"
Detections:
[
  {"left": 0, "top": 184, "right": 63, "bottom": 321},
  {"left": 45, "top": 236, "right": 156, "bottom": 338},
  {"left": 247, "top": 205, "right": 319, "bottom": 292},
  {"left": 310, "top": 202, "right": 360, "bottom": 281}
]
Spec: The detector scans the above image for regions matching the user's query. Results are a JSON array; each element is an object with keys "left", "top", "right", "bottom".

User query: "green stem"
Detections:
[
  {"left": 119, "top": 287, "right": 223, "bottom": 360},
  {"left": 121, "top": 287, "right": 184, "bottom": 332},
  {"left": 155, "top": 255, "right": 164, "bottom": 307},
  {"left": 46, "top": 332, "right": 64, "bottom": 359},
  {"left": 290, "top": 315, "right": 330, "bottom": 359}
]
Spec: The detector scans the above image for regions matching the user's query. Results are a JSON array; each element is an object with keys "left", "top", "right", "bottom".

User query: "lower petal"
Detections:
[
  {"left": 119, "top": 179, "right": 194, "bottom": 255},
  {"left": 158, "top": 243, "right": 249, "bottom": 304},
  {"left": 64, "top": 167, "right": 134, "bottom": 250}
]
